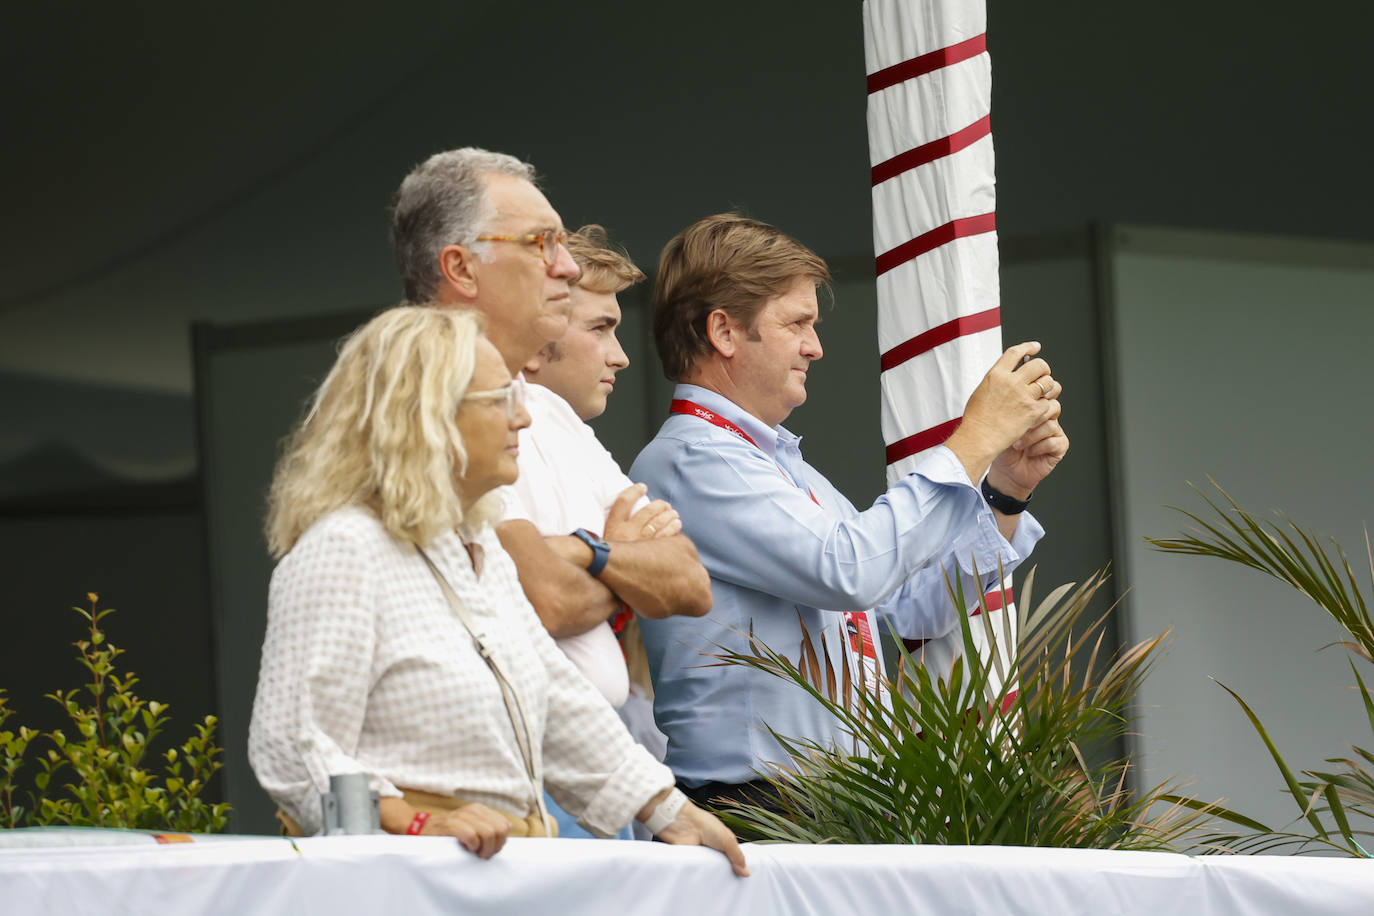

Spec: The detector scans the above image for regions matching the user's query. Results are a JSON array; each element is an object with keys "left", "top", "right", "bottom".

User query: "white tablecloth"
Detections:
[{"left": 0, "top": 835, "right": 1370, "bottom": 914}]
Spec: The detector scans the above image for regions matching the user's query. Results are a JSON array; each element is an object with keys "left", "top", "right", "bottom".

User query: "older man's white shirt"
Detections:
[{"left": 498, "top": 381, "right": 639, "bottom": 708}]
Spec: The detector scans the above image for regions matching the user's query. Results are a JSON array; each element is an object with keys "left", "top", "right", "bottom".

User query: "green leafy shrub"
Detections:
[
  {"left": 0, "top": 593, "right": 230, "bottom": 833},
  {"left": 708, "top": 566, "right": 1227, "bottom": 849}
]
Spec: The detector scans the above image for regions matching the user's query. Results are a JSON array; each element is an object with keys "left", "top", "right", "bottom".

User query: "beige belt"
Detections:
[
  {"left": 275, "top": 788, "right": 555, "bottom": 838},
  {"left": 400, "top": 787, "right": 555, "bottom": 838}
]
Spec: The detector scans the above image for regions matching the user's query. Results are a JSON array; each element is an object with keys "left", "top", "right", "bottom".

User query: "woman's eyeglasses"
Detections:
[{"left": 462, "top": 383, "right": 523, "bottom": 420}]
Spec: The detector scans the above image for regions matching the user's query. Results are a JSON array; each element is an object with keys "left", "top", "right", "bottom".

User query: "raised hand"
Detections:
[
  {"left": 988, "top": 415, "right": 1069, "bottom": 499},
  {"left": 945, "top": 342, "right": 1061, "bottom": 485}
]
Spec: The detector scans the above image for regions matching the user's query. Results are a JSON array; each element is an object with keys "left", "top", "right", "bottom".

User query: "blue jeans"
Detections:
[{"left": 544, "top": 790, "right": 635, "bottom": 840}]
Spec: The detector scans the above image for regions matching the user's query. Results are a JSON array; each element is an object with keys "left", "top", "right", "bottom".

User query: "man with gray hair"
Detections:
[
  {"left": 391, "top": 148, "right": 578, "bottom": 375},
  {"left": 390, "top": 146, "right": 709, "bottom": 648},
  {"left": 388, "top": 152, "right": 715, "bottom": 841}
]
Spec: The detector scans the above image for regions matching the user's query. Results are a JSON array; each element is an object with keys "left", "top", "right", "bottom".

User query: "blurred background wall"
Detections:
[{"left": 2, "top": 1, "right": 1370, "bottom": 832}]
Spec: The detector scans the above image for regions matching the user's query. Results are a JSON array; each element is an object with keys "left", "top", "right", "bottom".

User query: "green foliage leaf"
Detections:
[
  {"left": 1148, "top": 480, "right": 1374, "bottom": 662},
  {"left": 1151, "top": 481, "right": 1374, "bottom": 856},
  {"left": 0, "top": 594, "right": 231, "bottom": 833},
  {"left": 709, "top": 565, "right": 1218, "bottom": 851}
]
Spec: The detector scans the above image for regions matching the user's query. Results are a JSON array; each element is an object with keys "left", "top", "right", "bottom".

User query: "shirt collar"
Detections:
[{"left": 671, "top": 383, "right": 799, "bottom": 459}]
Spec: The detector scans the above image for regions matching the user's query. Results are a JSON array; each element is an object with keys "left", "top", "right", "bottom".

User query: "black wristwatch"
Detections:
[
  {"left": 981, "top": 477, "right": 1032, "bottom": 515},
  {"left": 570, "top": 528, "right": 611, "bottom": 577}
]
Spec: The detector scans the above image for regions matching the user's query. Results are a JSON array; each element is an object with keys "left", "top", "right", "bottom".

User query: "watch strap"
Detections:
[
  {"left": 643, "top": 788, "right": 687, "bottom": 836},
  {"left": 571, "top": 528, "right": 610, "bottom": 577},
  {"left": 981, "top": 477, "right": 1031, "bottom": 515}
]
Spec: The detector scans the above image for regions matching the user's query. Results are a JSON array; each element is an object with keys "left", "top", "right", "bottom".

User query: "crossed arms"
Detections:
[{"left": 497, "top": 483, "right": 712, "bottom": 639}]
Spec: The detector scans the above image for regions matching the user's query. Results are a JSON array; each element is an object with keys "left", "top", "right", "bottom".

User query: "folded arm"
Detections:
[
  {"left": 500, "top": 482, "right": 713, "bottom": 637},
  {"left": 496, "top": 519, "right": 621, "bottom": 638},
  {"left": 575, "top": 483, "right": 711, "bottom": 620},
  {"left": 559, "top": 532, "right": 712, "bottom": 620}
]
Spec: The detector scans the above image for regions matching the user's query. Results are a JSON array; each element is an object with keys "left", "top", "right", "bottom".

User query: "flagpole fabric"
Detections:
[{"left": 864, "top": 0, "right": 1015, "bottom": 683}]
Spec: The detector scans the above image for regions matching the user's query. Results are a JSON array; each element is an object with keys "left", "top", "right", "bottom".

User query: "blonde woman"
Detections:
[{"left": 248, "top": 305, "right": 746, "bottom": 874}]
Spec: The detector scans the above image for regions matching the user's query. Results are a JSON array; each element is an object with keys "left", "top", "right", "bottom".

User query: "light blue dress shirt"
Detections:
[{"left": 629, "top": 384, "right": 1044, "bottom": 787}]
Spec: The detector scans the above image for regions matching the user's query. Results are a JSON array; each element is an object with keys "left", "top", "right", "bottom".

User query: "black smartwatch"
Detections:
[
  {"left": 570, "top": 528, "right": 611, "bottom": 577},
  {"left": 980, "top": 477, "right": 1032, "bottom": 515}
]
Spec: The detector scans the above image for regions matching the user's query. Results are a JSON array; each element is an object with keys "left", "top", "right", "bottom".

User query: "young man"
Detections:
[
  {"left": 521, "top": 225, "right": 668, "bottom": 717},
  {"left": 502, "top": 224, "right": 710, "bottom": 707},
  {"left": 500, "top": 225, "right": 709, "bottom": 838},
  {"left": 523, "top": 224, "right": 633, "bottom": 424}
]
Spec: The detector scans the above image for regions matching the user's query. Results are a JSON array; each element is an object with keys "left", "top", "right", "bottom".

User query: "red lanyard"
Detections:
[
  {"left": 669, "top": 398, "right": 879, "bottom": 667},
  {"left": 669, "top": 399, "right": 759, "bottom": 447},
  {"left": 670, "top": 399, "right": 818, "bottom": 505}
]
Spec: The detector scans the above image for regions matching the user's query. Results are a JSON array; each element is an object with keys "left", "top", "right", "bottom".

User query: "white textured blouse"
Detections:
[{"left": 248, "top": 506, "right": 673, "bottom": 836}]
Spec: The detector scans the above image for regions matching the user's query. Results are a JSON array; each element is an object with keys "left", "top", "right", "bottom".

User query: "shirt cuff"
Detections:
[
  {"left": 953, "top": 506, "right": 1043, "bottom": 582},
  {"left": 575, "top": 746, "right": 674, "bottom": 838},
  {"left": 909, "top": 446, "right": 1045, "bottom": 580},
  {"left": 909, "top": 444, "right": 976, "bottom": 489},
  {"left": 1007, "top": 509, "right": 1045, "bottom": 561}
]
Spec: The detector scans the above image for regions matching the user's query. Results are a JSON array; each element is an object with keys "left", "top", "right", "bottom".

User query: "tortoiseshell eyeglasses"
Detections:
[{"left": 474, "top": 228, "right": 569, "bottom": 266}]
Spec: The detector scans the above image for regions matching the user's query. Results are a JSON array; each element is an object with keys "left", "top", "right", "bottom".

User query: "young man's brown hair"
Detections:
[
  {"left": 566, "top": 224, "right": 645, "bottom": 295},
  {"left": 651, "top": 213, "right": 830, "bottom": 381}
]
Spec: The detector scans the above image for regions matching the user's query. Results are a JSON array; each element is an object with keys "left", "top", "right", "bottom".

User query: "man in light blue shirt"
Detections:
[{"left": 630, "top": 213, "right": 1070, "bottom": 812}]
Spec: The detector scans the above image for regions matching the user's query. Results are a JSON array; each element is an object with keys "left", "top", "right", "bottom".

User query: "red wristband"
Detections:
[{"left": 406, "top": 811, "right": 430, "bottom": 835}]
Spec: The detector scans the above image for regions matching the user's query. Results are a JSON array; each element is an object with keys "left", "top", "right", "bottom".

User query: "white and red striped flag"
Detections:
[{"left": 864, "top": 0, "right": 1016, "bottom": 687}]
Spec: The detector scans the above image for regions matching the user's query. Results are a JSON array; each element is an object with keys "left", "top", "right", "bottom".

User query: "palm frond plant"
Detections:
[
  {"left": 707, "top": 565, "right": 1239, "bottom": 849},
  {"left": 1149, "top": 481, "right": 1374, "bottom": 857}
]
